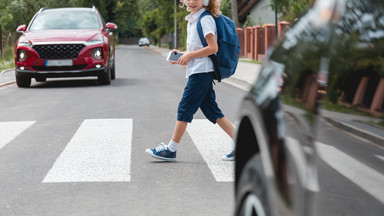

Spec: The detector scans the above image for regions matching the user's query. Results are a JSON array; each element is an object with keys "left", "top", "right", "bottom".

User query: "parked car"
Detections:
[
  {"left": 234, "top": 0, "right": 384, "bottom": 215},
  {"left": 15, "top": 7, "right": 118, "bottom": 87},
  {"left": 138, "top": 37, "right": 150, "bottom": 47}
]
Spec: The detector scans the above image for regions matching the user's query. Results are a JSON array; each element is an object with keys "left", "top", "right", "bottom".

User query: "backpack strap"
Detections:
[{"left": 197, "top": 11, "right": 222, "bottom": 82}]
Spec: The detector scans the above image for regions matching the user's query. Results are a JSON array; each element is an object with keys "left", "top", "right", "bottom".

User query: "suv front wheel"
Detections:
[
  {"left": 16, "top": 75, "right": 31, "bottom": 88},
  {"left": 235, "top": 155, "right": 270, "bottom": 216}
]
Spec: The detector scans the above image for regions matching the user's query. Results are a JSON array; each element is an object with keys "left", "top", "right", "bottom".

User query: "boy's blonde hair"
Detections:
[
  {"left": 181, "top": 0, "right": 221, "bottom": 17},
  {"left": 206, "top": 0, "right": 221, "bottom": 17}
]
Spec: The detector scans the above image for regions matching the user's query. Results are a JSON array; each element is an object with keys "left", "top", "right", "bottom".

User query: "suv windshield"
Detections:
[{"left": 29, "top": 11, "right": 101, "bottom": 30}]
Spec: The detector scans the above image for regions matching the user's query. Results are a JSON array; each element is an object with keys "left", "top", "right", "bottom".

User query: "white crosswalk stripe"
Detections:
[
  {"left": 187, "top": 119, "right": 234, "bottom": 182},
  {"left": 316, "top": 141, "right": 384, "bottom": 204},
  {"left": 375, "top": 154, "right": 384, "bottom": 162},
  {"left": 43, "top": 119, "right": 133, "bottom": 183},
  {"left": 0, "top": 121, "right": 35, "bottom": 150}
]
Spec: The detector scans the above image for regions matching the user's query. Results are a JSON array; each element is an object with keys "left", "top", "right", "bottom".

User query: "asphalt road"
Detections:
[
  {"left": 1, "top": 44, "right": 383, "bottom": 216},
  {"left": 313, "top": 118, "right": 384, "bottom": 215},
  {"left": 0, "top": 45, "right": 246, "bottom": 216}
]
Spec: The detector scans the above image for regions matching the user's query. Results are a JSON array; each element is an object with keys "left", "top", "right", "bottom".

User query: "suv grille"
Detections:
[{"left": 33, "top": 44, "right": 85, "bottom": 59}]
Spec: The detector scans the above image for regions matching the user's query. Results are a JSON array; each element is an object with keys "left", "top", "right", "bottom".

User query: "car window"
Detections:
[{"left": 29, "top": 11, "right": 101, "bottom": 30}]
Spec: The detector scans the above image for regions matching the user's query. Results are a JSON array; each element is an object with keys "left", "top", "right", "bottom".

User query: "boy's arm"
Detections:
[{"left": 177, "top": 33, "right": 218, "bottom": 66}]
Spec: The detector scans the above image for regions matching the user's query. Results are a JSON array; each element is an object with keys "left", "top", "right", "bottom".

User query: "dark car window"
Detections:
[{"left": 29, "top": 11, "right": 101, "bottom": 30}]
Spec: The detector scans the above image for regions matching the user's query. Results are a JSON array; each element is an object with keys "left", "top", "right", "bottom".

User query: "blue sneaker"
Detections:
[
  {"left": 222, "top": 150, "right": 235, "bottom": 161},
  {"left": 145, "top": 142, "right": 176, "bottom": 162}
]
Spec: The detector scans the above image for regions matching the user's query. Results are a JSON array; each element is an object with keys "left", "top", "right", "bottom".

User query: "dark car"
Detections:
[
  {"left": 15, "top": 7, "right": 118, "bottom": 87},
  {"left": 234, "top": 0, "right": 384, "bottom": 215}
]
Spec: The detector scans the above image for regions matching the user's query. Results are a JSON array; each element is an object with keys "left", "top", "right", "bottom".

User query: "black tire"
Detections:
[
  {"left": 16, "top": 75, "right": 31, "bottom": 88},
  {"left": 235, "top": 155, "right": 270, "bottom": 216},
  {"left": 98, "top": 51, "right": 112, "bottom": 85},
  {"left": 111, "top": 53, "right": 116, "bottom": 80},
  {"left": 98, "top": 66, "right": 111, "bottom": 85}
]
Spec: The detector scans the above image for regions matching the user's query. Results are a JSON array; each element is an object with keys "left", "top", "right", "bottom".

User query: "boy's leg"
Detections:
[
  {"left": 171, "top": 120, "right": 188, "bottom": 143},
  {"left": 216, "top": 117, "right": 234, "bottom": 138},
  {"left": 217, "top": 117, "right": 236, "bottom": 161},
  {"left": 199, "top": 85, "right": 236, "bottom": 161},
  {"left": 146, "top": 74, "right": 210, "bottom": 161}
]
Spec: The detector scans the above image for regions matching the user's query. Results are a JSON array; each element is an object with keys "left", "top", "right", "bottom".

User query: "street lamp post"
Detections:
[
  {"left": 275, "top": 0, "right": 278, "bottom": 37},
  {"left": 174, "top": 0, "right": 178, "bottom": 49}
]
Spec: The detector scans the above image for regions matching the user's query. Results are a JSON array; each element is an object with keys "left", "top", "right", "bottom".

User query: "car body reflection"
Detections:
[{"left": 234, "top": 0, "right": 384, "bottom": 215}]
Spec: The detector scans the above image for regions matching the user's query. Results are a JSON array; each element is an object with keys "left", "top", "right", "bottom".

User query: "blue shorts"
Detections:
[{"left": 177, "top": 72, "right": 224, "bottom": 124}]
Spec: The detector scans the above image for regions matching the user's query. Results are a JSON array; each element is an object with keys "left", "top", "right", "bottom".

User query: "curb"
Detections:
[
  {"left": 0, "top": 68, "right": 16, "bottom": 87},
  {"left": 324, "top": 117, "right": 384, "bottom": 148},
  {"left": 222, "top": 76, "right": 252, "bottom": 91}
]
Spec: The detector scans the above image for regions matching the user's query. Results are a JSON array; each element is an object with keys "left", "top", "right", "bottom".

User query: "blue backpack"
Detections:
[{"left": 197, "top": 11, "right": 240, "bottom": 82}]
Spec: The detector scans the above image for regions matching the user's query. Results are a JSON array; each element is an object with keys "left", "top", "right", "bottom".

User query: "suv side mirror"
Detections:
[
  {"left": 16, "top": 25, "right": 27, "bottom": 33},
  {"left": 106, "top": 22, "right": 118, "bottom": 32}
]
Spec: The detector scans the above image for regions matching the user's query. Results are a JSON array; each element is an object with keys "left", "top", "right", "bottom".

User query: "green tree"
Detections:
[
  {"left": 139, "top": 0, "right": 174, "bottom": 46},
  {"left": 112, "top": 0, "right": 140, "bottom": 37},
  {"left": 221, "top": 0, "right": 231, "bottom": 17},
  {"left": 243, "top": 15, "right": 255, "bottom": 27},
  {"left": 270, "top": 0, "right": 313, "bottom": 22},
  {"left": 0, "top": 0, "right": 141, "bottom": 38}
]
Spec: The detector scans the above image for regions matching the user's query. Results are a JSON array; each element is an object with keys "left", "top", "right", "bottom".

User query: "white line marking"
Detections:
[
  {"left": 43, "top": 119, "right": 132, "bottom": 183},
  {"left": 187, "top": 119, "right": 234, "bottom": 182},
  {"left": 316, "top": 142, "right": 384, "bottom": 204},
  {"left": 0, "top": 121, "right": 35, "bottom": 150},
  {"left": 375, "top": 155, "right": 384, "bottom": 162}
]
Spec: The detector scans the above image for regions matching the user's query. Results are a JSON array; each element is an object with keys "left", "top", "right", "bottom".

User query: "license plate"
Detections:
[{"left": 45, "top": 60, "right": 73, "bottom": 67}]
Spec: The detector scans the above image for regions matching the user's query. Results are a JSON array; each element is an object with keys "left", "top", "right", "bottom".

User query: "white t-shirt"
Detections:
[{"left": 185, "top": 8, "right": 217, "bottom": 78}]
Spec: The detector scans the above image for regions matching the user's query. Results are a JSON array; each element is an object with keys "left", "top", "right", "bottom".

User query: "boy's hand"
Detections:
[
  {"left": 169, "top": 49, "right": 183, "bottom": 64},
  {"left": 177, "top": 51, "right": 191, "bottom": 66}
]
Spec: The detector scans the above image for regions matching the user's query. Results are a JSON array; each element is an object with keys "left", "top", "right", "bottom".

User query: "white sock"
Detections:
[{"left": 168, "top": 140, "right": 178, "bottom": 152}]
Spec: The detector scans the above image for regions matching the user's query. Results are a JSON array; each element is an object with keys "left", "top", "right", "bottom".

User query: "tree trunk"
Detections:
[
  {"left": 231, "top": 0, "right": 239, "bottom": 27},
  {"left": 0, "top": 25, "right": 2, "bottom": 54}
]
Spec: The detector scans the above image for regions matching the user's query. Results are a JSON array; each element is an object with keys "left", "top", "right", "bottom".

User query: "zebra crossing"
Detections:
[
  {"left": 3, "top": 118, "right": 383, "bottom": 204},
  {"left": 0, "top": 119, "right": 235, "bottom": 184}
]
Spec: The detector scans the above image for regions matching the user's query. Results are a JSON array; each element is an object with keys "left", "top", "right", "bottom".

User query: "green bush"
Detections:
[{"left": 0, "top": 44, "right": 14, "bottom": 71}]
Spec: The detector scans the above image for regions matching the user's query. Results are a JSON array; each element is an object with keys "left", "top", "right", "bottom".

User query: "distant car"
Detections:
[
  {"left": 234, "top": 0, "right": 384, "bottom": 215},
  {"left": 139, "top": 37, "right": 150, "bottom": 47},
  {"left": 15, "top": 7, "right": 118, "bottom": 87}
]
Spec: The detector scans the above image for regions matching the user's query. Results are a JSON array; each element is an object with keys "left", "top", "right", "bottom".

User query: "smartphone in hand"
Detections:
[{"left": 167, "top": 51, "right": 183, "bottom": 62}]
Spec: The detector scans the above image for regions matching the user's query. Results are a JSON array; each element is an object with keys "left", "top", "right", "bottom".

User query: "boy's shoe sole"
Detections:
[
  {"left": 222, "top": 156, "right": 235, "bottom": 161},
  {"left": 145, "top": 149, "right": 176, "bottom": 162}
]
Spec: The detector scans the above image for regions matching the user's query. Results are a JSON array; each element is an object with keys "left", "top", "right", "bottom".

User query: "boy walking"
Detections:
[{"left": 145, "top": 0, "right": 235, "bottom": 161}]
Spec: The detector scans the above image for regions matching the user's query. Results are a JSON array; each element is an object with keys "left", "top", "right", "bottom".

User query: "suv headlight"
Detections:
[
  {"left": 18, "top": 49, "right": 28, "bottom": 62},
  {"left": 17, "top": 41, "right": 32, "bottom": 48},
  {"left": 86, "top": 38, "right": 104, "bottom": 46},
  {"left": 92, "top": 48, "right": 103, "bottom": 60}
]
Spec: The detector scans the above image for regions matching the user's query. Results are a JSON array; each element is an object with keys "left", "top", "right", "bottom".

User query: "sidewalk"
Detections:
[
  {"left": 1, "top": 45, "right": 383, "bottom": 146},
  {"left": 0, "top": 68, "right": 16, "bottom": 87}
]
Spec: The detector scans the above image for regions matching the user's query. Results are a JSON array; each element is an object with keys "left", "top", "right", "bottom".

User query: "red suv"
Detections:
[{"left": 15, "top": 7, "right": 117, "bottom": 87}]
